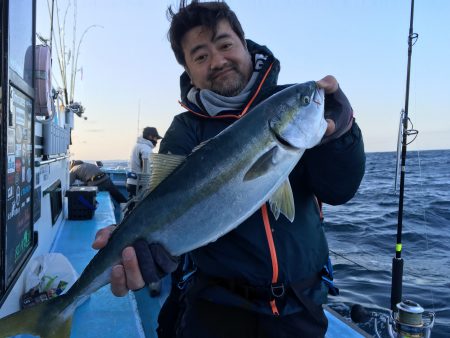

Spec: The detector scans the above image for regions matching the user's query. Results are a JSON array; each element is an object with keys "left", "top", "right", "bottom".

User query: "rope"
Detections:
[
  {"left": 415, "top": 150, "right": 436, "bottom": 313},
  {"left": 328, "top": 249, "right": 370, "bottom": 271}
]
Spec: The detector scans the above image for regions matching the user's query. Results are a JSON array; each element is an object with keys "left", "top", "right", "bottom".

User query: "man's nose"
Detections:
[{"left": 210, "top": 49, "right": 227, "bottom": 70}]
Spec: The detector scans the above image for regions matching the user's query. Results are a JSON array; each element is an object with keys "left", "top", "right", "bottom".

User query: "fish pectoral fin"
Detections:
[
  {"left": 269, "top": 179, "right": 295, "bottom": 222},
  {"left": 244, "top": 147, "right": 278, "bottom": 181},
  {"left": 149, "top": 153, "right": 186, "bottom": 191}
]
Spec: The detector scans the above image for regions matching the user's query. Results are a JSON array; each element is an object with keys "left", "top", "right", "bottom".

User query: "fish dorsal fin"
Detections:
[
  {"left": 244, "top": 147, "right": 278, "bottom": 181},
  {"left": 149, "top": 153, "right": 185, "bottom": 191},
  {"left": 269, "top": 179, "right": 295, "bottom": 222}
]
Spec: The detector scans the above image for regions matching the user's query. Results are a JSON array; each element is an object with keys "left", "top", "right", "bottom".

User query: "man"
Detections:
[
  {"left": 93, "top": 1, "right": 365, "bottom": 337},
  {"left": 126, "top": 126, "right": 163, "bottom": 198},
  {"left": 70, "top": 160, "right": 127, "bottom": 205},
  {"left": 126, "top": 127, "right": 163, "bottom": 296}
]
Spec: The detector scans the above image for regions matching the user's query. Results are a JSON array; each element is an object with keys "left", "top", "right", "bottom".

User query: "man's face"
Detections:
[
  {"left": 181, "top": 19, "right": 253, "bottom": 97},
  {"left": 147, "top": 135, "right": 158, "bottom": 144}
]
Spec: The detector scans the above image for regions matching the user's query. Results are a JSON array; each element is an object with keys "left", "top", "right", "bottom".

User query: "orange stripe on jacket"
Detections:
[{"left": 261, "top": 204, "right": 280, "bottom": 315}]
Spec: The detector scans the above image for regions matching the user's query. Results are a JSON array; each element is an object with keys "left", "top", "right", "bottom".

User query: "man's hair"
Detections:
[
  {"left": 70, "top": 160, "right": 84, "bottom": 169},
  {"left": 167, "top": 0, "right": 246, "bottom": 66},
  {"left": 143, "top": 126, "right": 162, "bottom": 139}
]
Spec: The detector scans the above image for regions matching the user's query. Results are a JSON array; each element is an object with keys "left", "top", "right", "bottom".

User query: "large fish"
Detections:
[{"left": 0, "top": 81, "right": 327, "bottom": 338}]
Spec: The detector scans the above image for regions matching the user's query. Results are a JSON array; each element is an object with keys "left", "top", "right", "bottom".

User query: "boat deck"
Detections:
[{"left": 17, "top": 192, "right": 369, "bottom": 338}]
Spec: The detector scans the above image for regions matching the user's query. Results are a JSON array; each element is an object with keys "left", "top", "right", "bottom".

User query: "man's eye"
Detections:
[
  {"left": 221, "top": 43, "right": 232, "bottom": 50},
  {"left": 194, "top": 55, "right": 207, "bottom": 63}
]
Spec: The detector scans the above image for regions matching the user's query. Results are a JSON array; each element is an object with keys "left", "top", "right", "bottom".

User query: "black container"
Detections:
[{"left": 66, "top": 186, "right": 98, "bottom": 220}]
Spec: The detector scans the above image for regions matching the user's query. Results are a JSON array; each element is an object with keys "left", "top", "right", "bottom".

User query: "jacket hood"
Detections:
[
  {"left": 179, "top": 39, "right": 280, "bottom": 116},
  {"left": 136, "top": 136, "right": 154, "bottom": 148}
]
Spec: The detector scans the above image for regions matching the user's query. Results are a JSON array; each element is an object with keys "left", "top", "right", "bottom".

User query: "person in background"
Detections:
[
  {"left": 69, "top": 160, "right": 127, "bottom": 205},
  {"left": 125, "top": 126, "right": 163, "bottom": 297},
  {"left": 93, "top": 1, "right": 365, "bottom": 337},
  {"left": 126, "top": 126, "right": 163, "bottom": 198}
]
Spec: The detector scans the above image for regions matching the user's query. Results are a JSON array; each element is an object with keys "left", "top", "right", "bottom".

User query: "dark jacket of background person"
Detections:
[
  {"left": 70, "top": 161, "right": 127, "bottom": 205},
  {"left": 70, "top": 160, "right": 107, "bottom": 185}
]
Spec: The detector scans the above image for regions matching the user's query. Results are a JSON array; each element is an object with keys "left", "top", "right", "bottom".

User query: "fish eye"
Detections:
[{"left": 302, "top": 96, "right": 310, "bottom": 104}]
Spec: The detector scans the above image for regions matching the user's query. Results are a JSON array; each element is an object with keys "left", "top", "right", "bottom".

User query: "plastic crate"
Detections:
[{"left": 66, "top": 186, "right": 97, "bottom": 220}]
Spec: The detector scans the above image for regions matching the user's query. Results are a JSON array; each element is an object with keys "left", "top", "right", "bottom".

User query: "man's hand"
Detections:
[
  {"left": 92, "top": 225, "right": 116, "bottom": 250},
  {"left": 92, "top": 225, "right": 178, "bottom": 297},
  {"left": 317, "top": 75, "right": 338, "bottom": 136},
  {"left": 316, "top": 75, "right": 338, "bottom": 94},
  {"left": 92, "top": 225, "right": 144, "bottom": 296},
  {"left": 316, "top": 75, "right": 354, "bottom": 141}
]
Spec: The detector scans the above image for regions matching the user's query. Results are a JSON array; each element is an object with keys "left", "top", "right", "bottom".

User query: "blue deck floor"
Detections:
[
  {"left": 18, "top": 191, "right": 369, "bottom": 337},
  {"left": 53, "top": 192, "right": 145, "bottom": 338}
]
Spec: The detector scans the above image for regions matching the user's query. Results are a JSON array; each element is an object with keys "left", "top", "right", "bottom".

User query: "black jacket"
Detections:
[{"left": 159, "top": 40, "right": 365, "bottom": 315}]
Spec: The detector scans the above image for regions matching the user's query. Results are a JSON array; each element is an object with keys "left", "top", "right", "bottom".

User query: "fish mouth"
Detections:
[{"left": 312, "top": 87, "right": 324, "bottom": 106}]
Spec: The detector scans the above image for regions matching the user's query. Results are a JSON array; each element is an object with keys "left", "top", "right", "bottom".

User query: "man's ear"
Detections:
[{"left": 184, "top": 67, "right": 194, "bottom": 85}]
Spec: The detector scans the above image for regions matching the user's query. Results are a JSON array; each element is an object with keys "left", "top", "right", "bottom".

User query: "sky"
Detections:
[{"left": 36, "top": 0, "right": 450, "bottom": 161}]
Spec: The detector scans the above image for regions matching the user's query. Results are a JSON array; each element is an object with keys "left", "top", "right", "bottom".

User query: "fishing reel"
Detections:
[
  {"left": 351, "top": 300, "right": 435, "bottom": 338},
  {"left": 387, "top": 300, "right": 435, "bottom": 338}
]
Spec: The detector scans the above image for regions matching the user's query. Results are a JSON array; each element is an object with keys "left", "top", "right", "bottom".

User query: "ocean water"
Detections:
[
  {"left": 324, "top": 150, "right": 450, "bottom": 337},
  {"left": 102, "top": 150, "right": 450, "bottom": 337}
]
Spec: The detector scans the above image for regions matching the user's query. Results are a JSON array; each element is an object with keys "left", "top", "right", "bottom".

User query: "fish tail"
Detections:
[{"left": 0, "top": 294, "right": 74, "bottom": 338}]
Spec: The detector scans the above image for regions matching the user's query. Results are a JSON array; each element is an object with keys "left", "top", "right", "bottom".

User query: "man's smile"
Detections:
[{"left": 210, "top": 67, "right": 237, "bottom": 81}]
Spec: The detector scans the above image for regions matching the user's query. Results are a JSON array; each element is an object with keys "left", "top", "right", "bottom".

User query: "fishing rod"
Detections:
[
  {"left": 388, "top": 0, "right": 435, "bottom": 336},
  {"left": 390, "top": 0, "right": 418, "bottom": 312},
  {"left": 352, "top": 1, "right": 435, "bottom": 336}
]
